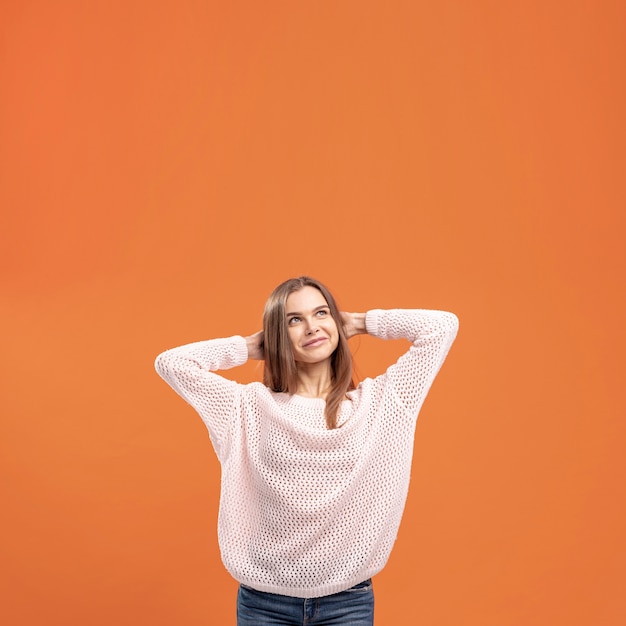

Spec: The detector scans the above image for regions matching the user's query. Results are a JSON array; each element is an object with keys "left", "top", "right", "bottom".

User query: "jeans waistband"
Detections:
[{"left": 350, "top": 579, "right": 372, "bottom": 589}]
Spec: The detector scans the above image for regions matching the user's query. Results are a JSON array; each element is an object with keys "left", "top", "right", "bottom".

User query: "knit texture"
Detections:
[{"left": 155, "top": 309, "right": 458, "bottom": 598}]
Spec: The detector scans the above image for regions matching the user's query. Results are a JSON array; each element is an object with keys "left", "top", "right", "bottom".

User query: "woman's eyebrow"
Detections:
[{"left": 286, "top": 305, "right": 329, "bottom": 316}]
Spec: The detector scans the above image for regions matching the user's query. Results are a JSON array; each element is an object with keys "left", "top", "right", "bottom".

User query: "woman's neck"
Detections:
[{"left": 295, "top": 362, "right": 333, "bottom": 399}]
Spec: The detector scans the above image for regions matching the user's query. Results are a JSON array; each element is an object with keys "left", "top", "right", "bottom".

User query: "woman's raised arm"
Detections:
[
  {"left": 245, "top": 330, "right": 265, "bottom": 360},
  {"left": 340, "top": 312, "right": 368, "bottom": 339}
]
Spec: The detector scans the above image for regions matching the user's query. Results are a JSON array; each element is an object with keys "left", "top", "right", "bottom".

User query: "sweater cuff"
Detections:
[
  {"left": 365, "top": 310, "right": 384, "bottom": 338},
  {"left": 231, "top": 335, "right": 250, "bottom": 366}
]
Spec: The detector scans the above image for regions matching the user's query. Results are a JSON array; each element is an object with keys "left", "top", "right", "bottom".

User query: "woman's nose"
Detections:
[{"left": 305, "top": 319, "right": 319, "bottom": 334}]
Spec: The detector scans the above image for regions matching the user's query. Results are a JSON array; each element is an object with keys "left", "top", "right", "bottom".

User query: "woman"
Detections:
[{"left": 155, "top": 276, "right": 458, "bottom": 625}]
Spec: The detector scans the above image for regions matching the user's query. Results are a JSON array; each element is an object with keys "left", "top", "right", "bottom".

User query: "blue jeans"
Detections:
[{"left": 236, "top": 579, "right": 374, "bottom": 625}]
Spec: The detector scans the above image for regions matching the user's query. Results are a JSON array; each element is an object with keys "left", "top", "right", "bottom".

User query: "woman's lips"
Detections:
[{"left": 303, "top": 337, "right": 327, "bottom": 347}]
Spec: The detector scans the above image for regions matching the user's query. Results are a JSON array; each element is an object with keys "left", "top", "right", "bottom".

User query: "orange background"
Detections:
[{"left": 1, "top": 1, "right": 625, "bottom": 624}]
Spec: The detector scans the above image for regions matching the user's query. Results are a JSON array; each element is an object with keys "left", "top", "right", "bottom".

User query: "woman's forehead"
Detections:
[{"left": 285, "top": 286, "right": 328, "bottom": 312}]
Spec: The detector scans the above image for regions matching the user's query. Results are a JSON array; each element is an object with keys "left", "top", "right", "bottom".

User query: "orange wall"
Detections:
[{"left": 1, "top": 1, "right": 625, "bottom": 624}]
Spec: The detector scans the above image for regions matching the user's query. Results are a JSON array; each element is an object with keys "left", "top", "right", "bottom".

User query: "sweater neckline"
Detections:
[
  {"left": 290, "top": 394, "right": 326, "bottom": 404},
  {"left": 288, "top": 393, "right": 354, "bottom": 405}
]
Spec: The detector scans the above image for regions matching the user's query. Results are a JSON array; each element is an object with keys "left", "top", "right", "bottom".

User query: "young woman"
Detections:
[{"left": 155, "top": 276, "right": 458, "bottom": 625}]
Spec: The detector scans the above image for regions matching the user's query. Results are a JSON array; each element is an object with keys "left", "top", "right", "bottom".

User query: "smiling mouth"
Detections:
[{"left": 303, "top": 337, "right": 327, "bottom": 347}]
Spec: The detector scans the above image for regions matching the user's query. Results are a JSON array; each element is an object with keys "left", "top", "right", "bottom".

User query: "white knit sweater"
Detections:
[{"left": 155, "top": 309, "right": 458, "bottom": 598}]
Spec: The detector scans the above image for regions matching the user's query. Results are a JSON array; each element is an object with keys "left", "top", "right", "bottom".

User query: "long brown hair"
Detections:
[{"left": 262, "top": 276, "right": 354, "bottom": 429}]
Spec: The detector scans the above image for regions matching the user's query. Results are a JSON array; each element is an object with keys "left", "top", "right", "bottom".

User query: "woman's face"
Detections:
[{"left": 285, "top": 286, "right": 339, "bottom": 364}]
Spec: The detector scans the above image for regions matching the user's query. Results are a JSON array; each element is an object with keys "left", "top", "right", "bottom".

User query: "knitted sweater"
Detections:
[{"left": 155, "top": 309, "right": 458, "bottom": 598}]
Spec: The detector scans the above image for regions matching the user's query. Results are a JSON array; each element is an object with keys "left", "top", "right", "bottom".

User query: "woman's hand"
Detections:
[
  {"left": 340, "top": 312, "right": 367, "bottom": 340},
  {"left": 245, "top": 330, "right": 265, "bottom": 360}
]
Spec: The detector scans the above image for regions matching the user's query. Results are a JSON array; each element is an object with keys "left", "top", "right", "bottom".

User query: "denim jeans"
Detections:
[{"left": 236, "top": 579, "right": 374, "bottom": 625}]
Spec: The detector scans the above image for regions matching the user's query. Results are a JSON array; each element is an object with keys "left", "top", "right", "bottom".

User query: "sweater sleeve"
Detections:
[
  {"left": 365, "top": 309, "right": 459, "bottom": 415},
  {"left": 154, "top": 336, "right": 249, "bottom": 459}
]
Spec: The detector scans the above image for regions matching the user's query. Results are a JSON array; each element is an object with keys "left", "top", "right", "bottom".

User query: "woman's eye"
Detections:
[
  {"left": 288, "top": 317, "right": 301, "bottom": 325},
  {"left": 316, "top": 310, "right": 328, "bottom": 317}
]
